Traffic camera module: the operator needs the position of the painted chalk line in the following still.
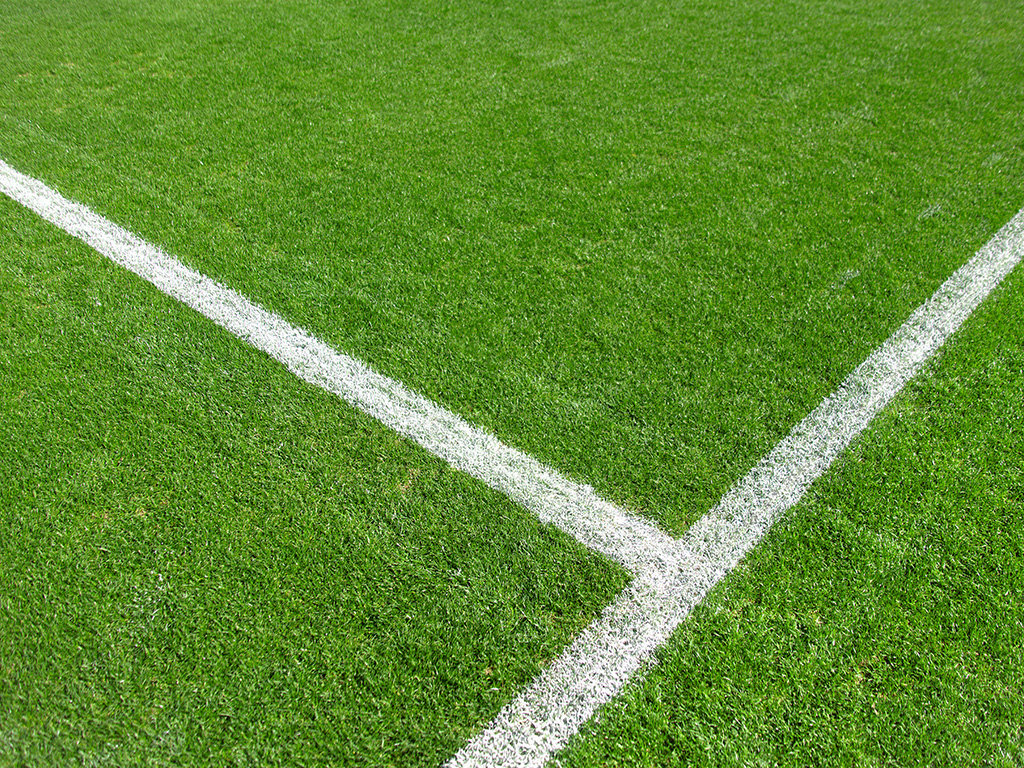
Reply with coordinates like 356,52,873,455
0,157,679,577
449,207,1024,768
3,157,1022,767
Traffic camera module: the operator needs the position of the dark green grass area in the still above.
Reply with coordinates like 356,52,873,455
559,271,1024,765
2,1,1024,765
0,198,628,767
1,0,1021,533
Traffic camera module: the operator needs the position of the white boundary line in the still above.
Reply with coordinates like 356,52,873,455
0,157,677,578
2,158,1022,767
451,206,1024,767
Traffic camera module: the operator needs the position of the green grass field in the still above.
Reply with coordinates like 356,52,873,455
1,0,1022,765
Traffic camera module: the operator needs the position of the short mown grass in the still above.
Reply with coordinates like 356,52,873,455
0,196,627,766
2,0,1023,764
2,0,1021,534
561,269,1024,766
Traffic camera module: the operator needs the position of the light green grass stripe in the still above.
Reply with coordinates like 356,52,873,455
451,208,1024,767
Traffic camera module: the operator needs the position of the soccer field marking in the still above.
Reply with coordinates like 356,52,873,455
449,207,1024,768
2,157,1022,767
0,157,679,578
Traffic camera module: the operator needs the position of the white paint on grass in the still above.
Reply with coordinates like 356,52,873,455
0,157,677,577
450,207,1024,768
3,157,1022,767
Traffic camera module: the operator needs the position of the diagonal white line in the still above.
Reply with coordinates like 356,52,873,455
3,156,1022,768
0,157,678,577
449,207,1024,767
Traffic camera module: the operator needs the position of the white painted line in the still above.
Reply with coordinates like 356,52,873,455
0,157,680,577
4,156,1021,768
449,207,1024,768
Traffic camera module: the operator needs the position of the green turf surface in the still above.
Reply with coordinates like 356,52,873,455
2,0,1021,534
2,0,1023,765
0,197,627,765
560,270,1024,766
